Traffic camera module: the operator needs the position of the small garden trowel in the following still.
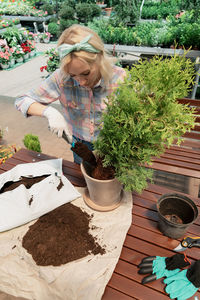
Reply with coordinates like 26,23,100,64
174,236,200,252
62,131,75,147
62,132,97,174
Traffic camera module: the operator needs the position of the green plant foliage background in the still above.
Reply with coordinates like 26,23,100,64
23,134,41,153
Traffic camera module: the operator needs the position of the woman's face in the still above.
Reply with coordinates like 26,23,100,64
67,57,101,88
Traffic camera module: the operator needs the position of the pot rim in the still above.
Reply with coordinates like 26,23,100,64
157,193,198,225
80,162,117,183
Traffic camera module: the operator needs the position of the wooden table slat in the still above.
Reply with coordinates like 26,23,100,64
183,131,200,140
115,259,172,295
103,286,135,300
107,273,169,300
164,148,200,159
169,144,200,154
160,152,200,165
152,156,200,171
144,183,200,204
146,161,200,178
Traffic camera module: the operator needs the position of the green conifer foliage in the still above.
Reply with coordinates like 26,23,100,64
94,54,196,193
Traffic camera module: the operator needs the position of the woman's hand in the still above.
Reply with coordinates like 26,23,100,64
43,106,72,142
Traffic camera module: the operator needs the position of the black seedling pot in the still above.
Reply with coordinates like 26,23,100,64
157,193,198,239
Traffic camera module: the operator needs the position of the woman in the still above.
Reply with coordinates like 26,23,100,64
15,24,126,163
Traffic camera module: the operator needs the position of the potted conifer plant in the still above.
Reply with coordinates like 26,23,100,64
81,53,196,211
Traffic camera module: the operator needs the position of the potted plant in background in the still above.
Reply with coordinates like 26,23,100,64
47,22,59,41
27,40,36,57
33,33,41,43
21,42,31,60
40,32,51,43
13,45,24,64
0,47,11,69
81,53,196,211
104,0,112,16
40,48,60,76
8,47,16,67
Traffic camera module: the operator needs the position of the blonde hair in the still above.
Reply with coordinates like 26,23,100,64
57,24,116,84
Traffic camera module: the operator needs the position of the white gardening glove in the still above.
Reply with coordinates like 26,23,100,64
43,106,72,143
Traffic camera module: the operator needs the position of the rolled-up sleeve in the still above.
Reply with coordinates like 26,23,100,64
15,69,62,117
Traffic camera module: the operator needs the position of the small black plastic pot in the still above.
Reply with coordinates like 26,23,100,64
157,193,198,239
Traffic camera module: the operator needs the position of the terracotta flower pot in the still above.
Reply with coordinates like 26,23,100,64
105,7,112,16
81,162,122,211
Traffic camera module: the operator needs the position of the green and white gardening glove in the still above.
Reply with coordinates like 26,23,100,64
164,260,200,300
43,106,72,142
138,253,190,284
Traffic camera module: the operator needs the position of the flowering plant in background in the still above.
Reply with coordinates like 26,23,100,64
28,32,34,40
0,0,48,17
40,48,60,75
30,8,48,17
0,20,10,29
27,40,35,51
0,46,11,64
12,18,20,25
20,29,28,41
12,45,24,59
0,52,10,64
40,65,47,72
41,32,51,40
1,27,24,47
0,18,20,29
0,144,18,165
0,1,31,16
21,42,31,53
32,33,40,42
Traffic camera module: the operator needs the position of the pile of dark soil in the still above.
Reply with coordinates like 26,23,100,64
0,175,50,193
22,202,106,266
0,173,106,266
0,175,64,197
72,142,96,166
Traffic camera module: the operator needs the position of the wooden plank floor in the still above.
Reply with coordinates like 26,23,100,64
0,149,200,300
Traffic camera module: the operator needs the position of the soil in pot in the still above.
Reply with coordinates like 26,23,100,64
22,202,106,266
72,143,114,180
91,157,115,180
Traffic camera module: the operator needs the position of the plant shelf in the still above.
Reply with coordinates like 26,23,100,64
104,44,200,59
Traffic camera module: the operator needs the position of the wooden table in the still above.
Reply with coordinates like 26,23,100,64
0,148,200,300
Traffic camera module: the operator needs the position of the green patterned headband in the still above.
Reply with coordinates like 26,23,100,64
57,34,100,59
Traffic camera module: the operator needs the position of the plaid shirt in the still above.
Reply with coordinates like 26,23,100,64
15,66,126,142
